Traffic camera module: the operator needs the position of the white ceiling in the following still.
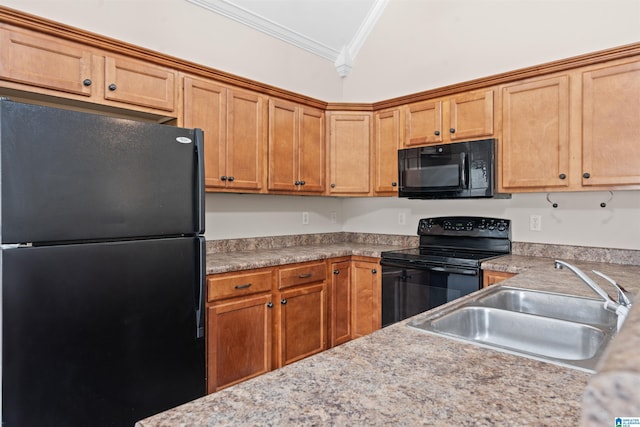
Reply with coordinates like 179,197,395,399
186,0,389,77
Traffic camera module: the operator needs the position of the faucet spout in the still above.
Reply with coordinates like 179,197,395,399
554,260,612,303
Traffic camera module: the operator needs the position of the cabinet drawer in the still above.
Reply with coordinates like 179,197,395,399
207,269,272,302
278,261,326,289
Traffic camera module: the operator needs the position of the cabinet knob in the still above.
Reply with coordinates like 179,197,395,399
583,172,591,179
108,83,117,91
83,79,92,87
330,183,336,188
333,270,340,275
391,182,397,187
266,302,274,308
220,176,227,181
280,299,287,305
294,180,301,186
228,176,235,182
449,128,456,134
371,269,377,274
434,130,440,136
300,180,306,186
559,173,567,180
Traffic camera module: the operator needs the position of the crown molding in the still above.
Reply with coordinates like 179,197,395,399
186,0,388,77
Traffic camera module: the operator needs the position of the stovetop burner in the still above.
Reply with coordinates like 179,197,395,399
381,216,511,267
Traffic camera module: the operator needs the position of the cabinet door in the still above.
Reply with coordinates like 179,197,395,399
329,260,352,347
207,294,273,393
183,76,227,189
405,100,443,146
104,56,176,112
482,270,516,288
327,113,372,195
268,99,298,191
374,108,401,194
227,89,266,190
298,106,325,193
582,60,640,187
0,25,93,97
277,283,327,367
351,259,381,339
449,90,494,141
500,75,570,190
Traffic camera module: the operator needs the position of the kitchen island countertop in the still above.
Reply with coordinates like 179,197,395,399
137,253,640,426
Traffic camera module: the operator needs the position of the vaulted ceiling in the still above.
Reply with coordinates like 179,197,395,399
186,0,389,76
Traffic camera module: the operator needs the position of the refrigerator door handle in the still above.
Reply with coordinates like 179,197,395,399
194,128,206,235
196,236,206,339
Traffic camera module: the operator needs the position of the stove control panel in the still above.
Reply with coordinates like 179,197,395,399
418,216,510,238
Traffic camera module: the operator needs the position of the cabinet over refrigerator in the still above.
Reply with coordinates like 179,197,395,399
0,99,206,426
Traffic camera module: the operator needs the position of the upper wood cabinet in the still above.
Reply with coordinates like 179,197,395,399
499,58,640,192
268,99,325,193
183,75,266,192
404,89,494,147
326,112,373,195
500,75,571,190
581,60,640,188
0,24,177,115
373,108,401,195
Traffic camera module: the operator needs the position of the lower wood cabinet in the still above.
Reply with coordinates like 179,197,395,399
350,257,381,339
483,269,517,287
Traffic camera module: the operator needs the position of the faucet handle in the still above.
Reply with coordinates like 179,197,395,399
592,270,632,306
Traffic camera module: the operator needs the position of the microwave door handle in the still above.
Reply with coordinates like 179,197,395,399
460,152,468,188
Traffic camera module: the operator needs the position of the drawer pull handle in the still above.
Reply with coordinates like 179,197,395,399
235,283,252,290
298,273,313,279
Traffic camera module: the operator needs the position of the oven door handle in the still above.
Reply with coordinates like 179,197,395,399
426,265,479,276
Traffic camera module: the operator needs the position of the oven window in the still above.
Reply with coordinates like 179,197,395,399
382,265,480,327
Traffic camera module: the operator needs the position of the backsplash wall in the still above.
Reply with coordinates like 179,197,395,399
204,191,640,251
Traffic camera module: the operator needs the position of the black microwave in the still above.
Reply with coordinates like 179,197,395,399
398,139,509,199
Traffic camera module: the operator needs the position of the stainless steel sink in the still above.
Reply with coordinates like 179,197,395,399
408,285,618,372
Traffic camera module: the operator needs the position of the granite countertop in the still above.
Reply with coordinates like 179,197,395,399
205,242,405,274
138,252,640,426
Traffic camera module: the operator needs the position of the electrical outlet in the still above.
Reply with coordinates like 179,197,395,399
398,212,406,225
330,211,337,224
529,214,542,231
302,211,309,225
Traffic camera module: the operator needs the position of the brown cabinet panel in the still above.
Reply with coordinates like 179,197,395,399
374,108,401,195
207,268,273,302
405,100,442,146
327,112,372,195
207,294,273,393
298,106,325,193
582,60,640,187
183,76,227,189
268,99,298,191
482,270,517,288
329,260,352,347
500,76,570,190
276,283,327,367
351,259,381,339
0,25,93,97
449,90,494,140
104,56,176,111
227,89,266,190
278,261,327,289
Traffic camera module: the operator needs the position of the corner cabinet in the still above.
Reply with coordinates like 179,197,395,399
182,75,267,192
326,112,373,195
499,57,640,192
268,99,325,194
373,108,401,195
404,89,494,147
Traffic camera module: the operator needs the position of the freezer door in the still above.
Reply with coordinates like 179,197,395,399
1,237,206,426
0,99,204,244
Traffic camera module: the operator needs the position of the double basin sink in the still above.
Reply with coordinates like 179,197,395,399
408,285,619,372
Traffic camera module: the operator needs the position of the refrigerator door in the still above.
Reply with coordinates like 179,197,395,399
0,99,205,244
1,237,206,426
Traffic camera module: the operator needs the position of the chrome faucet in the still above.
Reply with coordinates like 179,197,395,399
554,260,632,331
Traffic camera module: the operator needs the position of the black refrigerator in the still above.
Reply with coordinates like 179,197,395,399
0,99,206,426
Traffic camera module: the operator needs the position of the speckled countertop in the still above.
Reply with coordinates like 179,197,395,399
137,239,640,427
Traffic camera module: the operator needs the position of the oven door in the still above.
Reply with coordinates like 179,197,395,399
380,260,481,327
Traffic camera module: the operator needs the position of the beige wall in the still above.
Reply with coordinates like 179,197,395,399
2,0,640,249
